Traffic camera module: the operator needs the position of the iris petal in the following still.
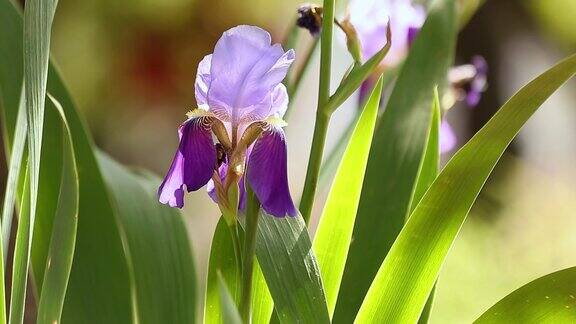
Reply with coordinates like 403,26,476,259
247,126,297,217
158,117,216,208
195,54,212,110
207,25,295,122
440,120,457,153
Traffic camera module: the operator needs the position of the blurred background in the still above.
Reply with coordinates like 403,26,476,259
22,0,576,322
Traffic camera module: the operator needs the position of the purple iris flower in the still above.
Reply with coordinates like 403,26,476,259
158,25,297,218
348,0,425,65
441,55,488,153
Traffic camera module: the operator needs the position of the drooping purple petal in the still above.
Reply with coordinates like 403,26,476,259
247,126,297,217
206,25,295,122
440,119,457,154
195,54,212,109
206,163,247,211
158,117,216,208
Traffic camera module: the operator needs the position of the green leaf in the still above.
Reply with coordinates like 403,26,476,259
355,53,576,324
413,90,441,324
8,167,29,324
218,273,242,324
9,0,60,321
334,0,458,321
98,154,197,324
1,1,197,323
475,267,576,323
255,214,329,323
313,77,383,317
36,95,79,324
205,218,241,324
250,261,273,324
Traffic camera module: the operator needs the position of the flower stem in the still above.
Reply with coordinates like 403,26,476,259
300,110,330,224
299,0,335,224
239,184,260,322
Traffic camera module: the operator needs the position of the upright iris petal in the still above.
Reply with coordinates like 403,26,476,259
159,25,296,218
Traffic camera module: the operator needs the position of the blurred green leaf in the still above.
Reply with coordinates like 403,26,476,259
0,1,133,321
313,77,383,317
334,0,457,321
255,214,329,323
355,53,576,323
1,1,197,323
205,218,241,324
475,267,576,323
36,95,78,324
218,274,242,324
98,154,197,324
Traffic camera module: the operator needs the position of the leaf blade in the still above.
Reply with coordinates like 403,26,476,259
334,0,458,321
256,214,330,323
36,95,79,324
475,267,576,323
355,53,576,324
313,77,383,316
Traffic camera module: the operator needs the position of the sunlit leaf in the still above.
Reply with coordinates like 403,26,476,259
334,0,457,321
205,218,241,324
256,214,329,323
355,53,576,324
313,77,383,317
218,274,242,324
475,267,576,323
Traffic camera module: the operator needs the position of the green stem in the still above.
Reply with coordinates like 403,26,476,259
299,0,335,224
299,110,331,224
239,185,260,323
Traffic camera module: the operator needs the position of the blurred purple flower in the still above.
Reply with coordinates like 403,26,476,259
440,120,457,153
441,55,489,153
348,0,425,65
158,25,297,218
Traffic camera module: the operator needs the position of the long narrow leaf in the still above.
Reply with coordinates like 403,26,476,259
334,0,457,320
218,274,242,324
250,261,273,324
205,218,241,324
9,0,59,323
0,2,133,321
256,214,330,323
475,267,576,323
98,154,197,324
313,77,383,317
1,90,26,261
412,90,441,324
36,95,78,324
355,53,576,324
8,169,29,324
